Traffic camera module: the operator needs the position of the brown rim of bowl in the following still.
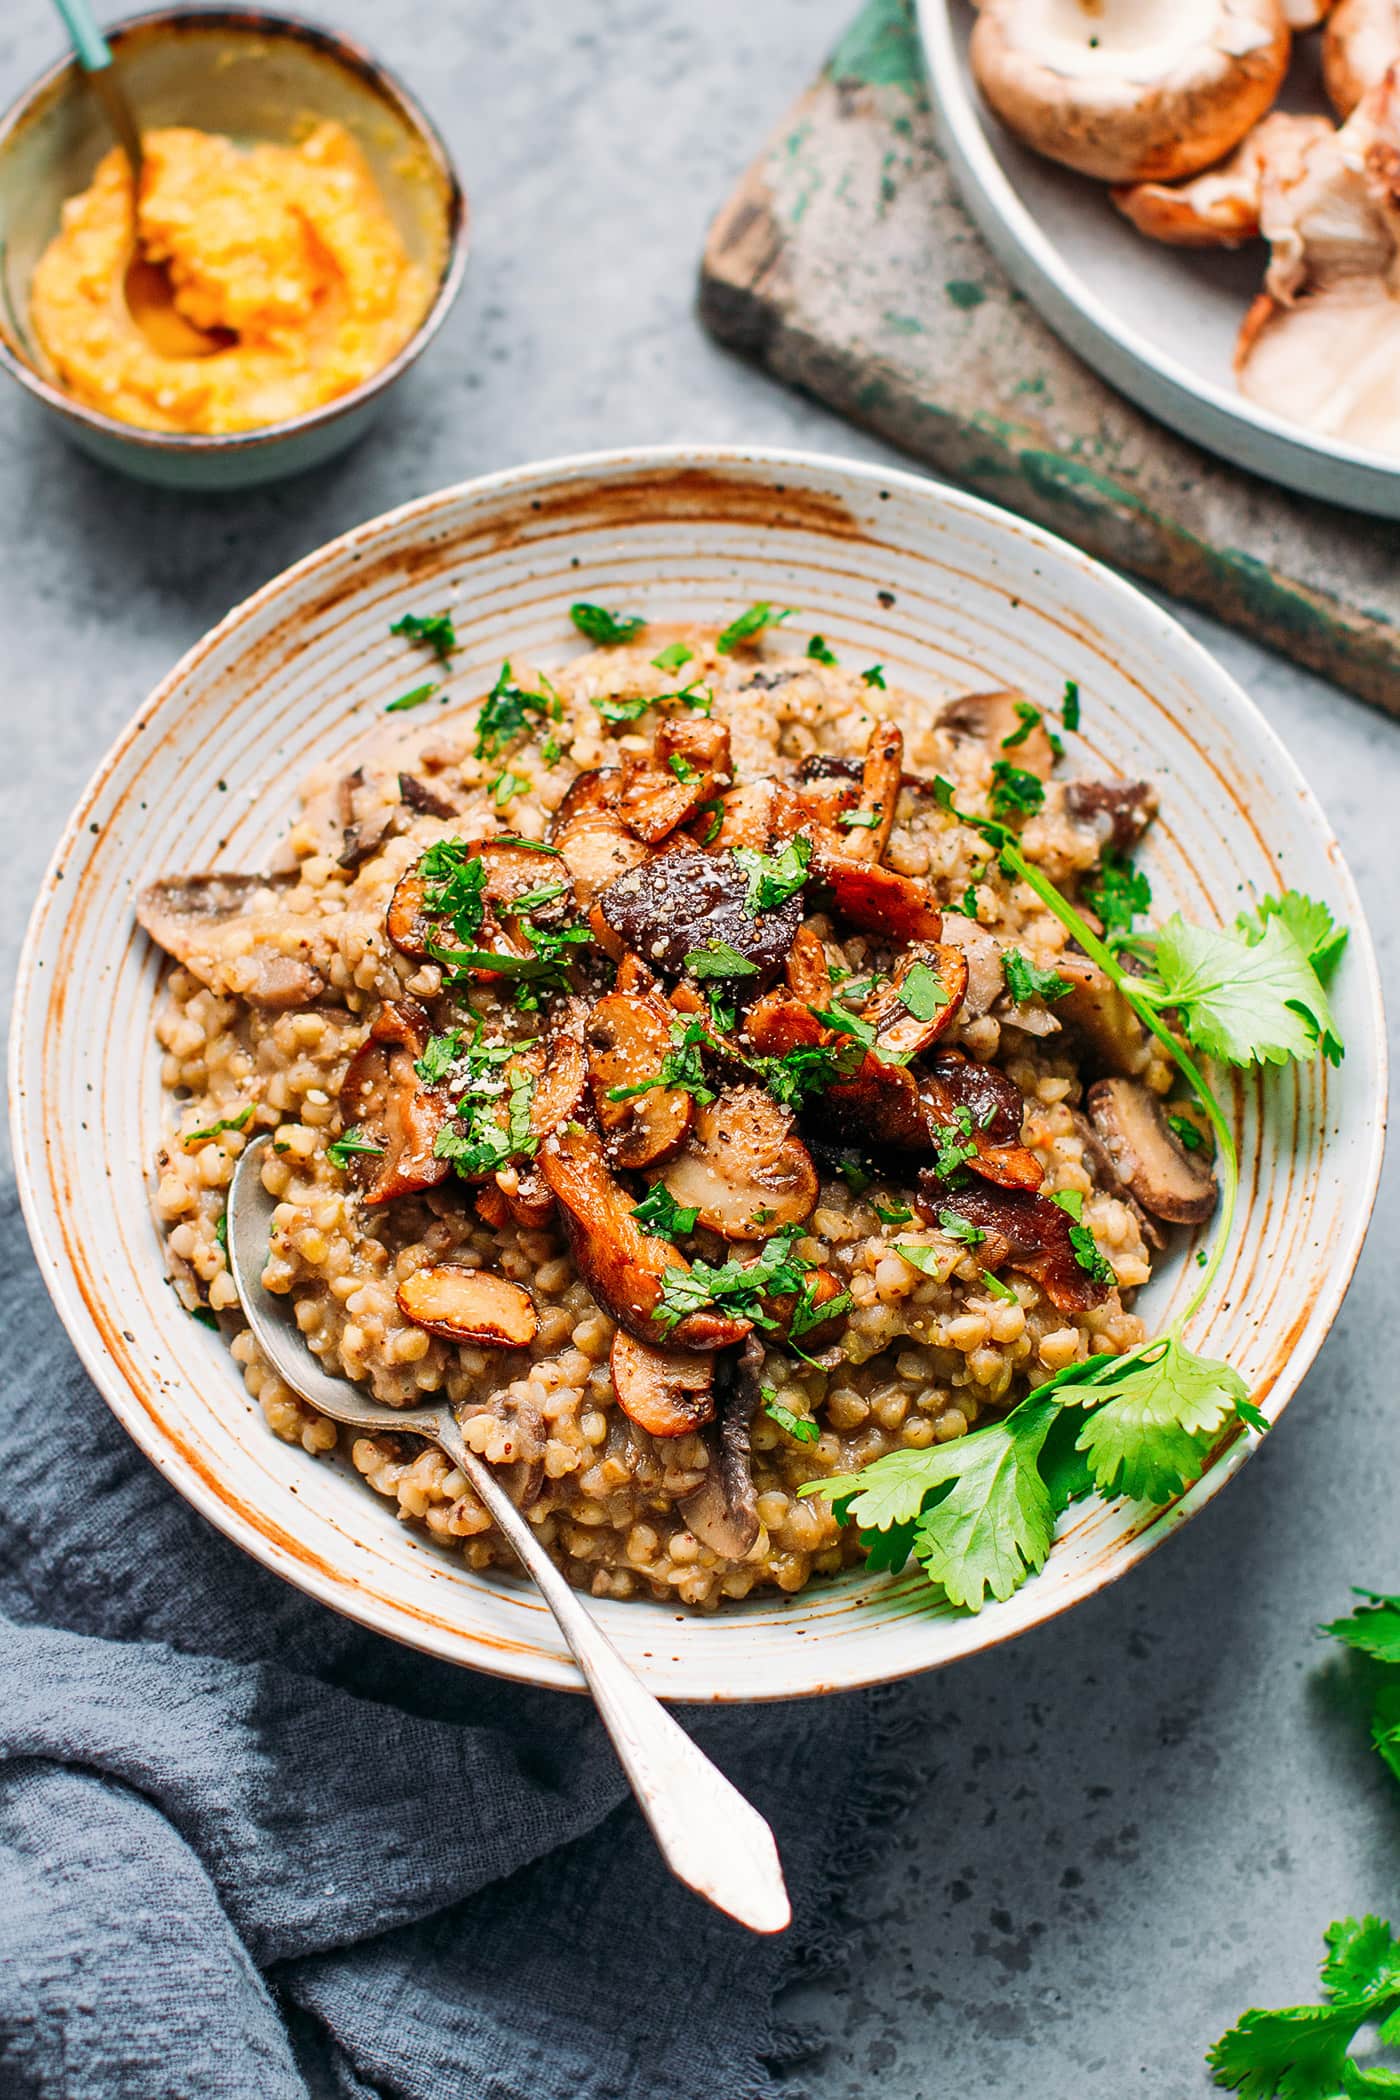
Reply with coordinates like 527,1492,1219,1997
0,5,468,455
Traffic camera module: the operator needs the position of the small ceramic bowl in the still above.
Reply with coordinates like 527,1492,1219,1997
0,8,466,491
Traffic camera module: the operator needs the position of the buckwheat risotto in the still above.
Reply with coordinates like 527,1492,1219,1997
141,604,1219,1609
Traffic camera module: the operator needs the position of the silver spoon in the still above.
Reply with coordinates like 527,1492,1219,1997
227,1136,790,1934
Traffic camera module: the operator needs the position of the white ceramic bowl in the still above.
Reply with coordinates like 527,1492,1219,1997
9,446,1386,1699
919,0,1400,518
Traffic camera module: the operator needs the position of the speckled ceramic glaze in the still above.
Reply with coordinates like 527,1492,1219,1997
10,447,1387,1698
0,9,465,490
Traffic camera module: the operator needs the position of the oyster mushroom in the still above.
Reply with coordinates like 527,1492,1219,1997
594,848,802,981
396,1265,538,1347
386,838,576,971
860,941,970,1061
135,872,326,1008
538,1122,751,1350
695,778,785,853
938,687,1058,780
609,1330,716,1437
1324,0,1400,117
678,1337,764,1559
1113,112,1332,243
554,810,651,914
585,991,695,1169
1087,1077,1219,1223
970,0,1292,185
616,719,733,843
1055,953,1154,1075
1235,76,1400,445
813,856,945,942
551,767,623,831
651,1087,819,1241
338,1000,453,1206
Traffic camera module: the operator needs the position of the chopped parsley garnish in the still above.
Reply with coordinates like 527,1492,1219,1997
861,664,887,689
495,836,561,854
716,603,791,654
696,801,724,846
214,1212,228,1251
592,690,655,725
607,1019,715,1106
792,1281,852,1340
675,680,714,717
414,1030,464,1084
1002,949,1071,1004
960,883,981,918
668,753,701,785
939,1210,986,1248
183,1104,253,1148
838,809,882,829
980,1270,1018,1303
685,940,760,981
434,1063,537,1179
631,1184,700,1240
809,1006,878,1052
898,960,950,1022
1000,700,1042,750
1061,678,1081,731
1069,1224,1115,1286
894,1242,943,1277
419,840,487,942
930,1109,977,1180
759,1042,857,1110
651,641,693,672
1084,849,1151,938
1168,1113,1205,1152
510,880,567,912
806,636,838,665
654,1225,810,1334
391,610,456,661
326,1128,386,1169
475,661,553,761
385,682,439,713
492,770,529,806
541,734,563,765
190,1305,219,1329
988,760,1045,821
734,835,812,913
836,1155,874,1194
763,1387,821,1443
1050,1188,1084,1220
872,1199,914,1226
570,602,645,645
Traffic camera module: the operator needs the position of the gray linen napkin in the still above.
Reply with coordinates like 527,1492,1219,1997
0,1181,893,2100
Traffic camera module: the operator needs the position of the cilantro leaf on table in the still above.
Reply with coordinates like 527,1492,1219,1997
1238,888,1350,987
1061,1334,1250,1503
1003,949,1070,1004
1152,911,1342,1068
1208,1916,1400,2100
570,602,645,645
716,603,791,654
1322,1590,1400,1667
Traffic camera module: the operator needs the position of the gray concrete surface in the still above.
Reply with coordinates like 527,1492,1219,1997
1,3,1396,2095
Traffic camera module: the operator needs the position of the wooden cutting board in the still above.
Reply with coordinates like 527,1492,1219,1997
699,0,1400,715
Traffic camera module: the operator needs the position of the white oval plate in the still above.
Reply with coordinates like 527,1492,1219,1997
918,0,1400,517
10,445,1387,1699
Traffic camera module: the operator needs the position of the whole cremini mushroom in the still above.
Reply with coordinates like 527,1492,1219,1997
1087,1078,1219,1223
970,0,1293,184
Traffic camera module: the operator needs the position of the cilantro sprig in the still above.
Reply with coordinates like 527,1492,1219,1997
570,602,645,645
1208,1915,1400,2098
799,770,1347,1617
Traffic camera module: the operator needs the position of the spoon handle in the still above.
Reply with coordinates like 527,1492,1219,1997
434,1410,791,1934
51,0,113,71
50,0,144,180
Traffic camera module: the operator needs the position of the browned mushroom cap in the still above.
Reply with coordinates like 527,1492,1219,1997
938,688,1058,780
1054,953,1153,1076
385,868,435,960
585,992,695,1169
397,1265,538,1346
814,856,945,942
136,872,326,1008
923,1052,1045,1191
1087,1078,1219,1224
785,923,834,1005
551,767,622,832
539,1122,751,1351
609,1330,716,1437
1324,0,1400,119
495,1161,557,1231
845,718,904,863
922,1179,1112,1315
939,912,1008,1018
861,941,970,1061
615,951,661,997
650,1086,819,1241
528,1032,589,1142
616,719,733,843
1064,779,1160,854
678,1336,763,1558
764,1264,849,1347
554,810,651,915
338,1000,453,1206
693,777,785,853
595,848,802,982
